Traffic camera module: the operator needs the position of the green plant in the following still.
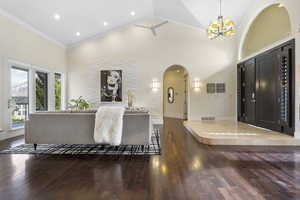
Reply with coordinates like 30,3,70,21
68,96,90,110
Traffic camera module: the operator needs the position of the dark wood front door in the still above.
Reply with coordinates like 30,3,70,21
255,50,280,131
237,40,295,136
244,59,256,124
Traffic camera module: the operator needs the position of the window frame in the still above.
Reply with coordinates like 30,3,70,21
10,66,30,129
5,59,66,131
54,72,63,111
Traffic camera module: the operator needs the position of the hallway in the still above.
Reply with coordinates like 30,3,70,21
0,118,300,200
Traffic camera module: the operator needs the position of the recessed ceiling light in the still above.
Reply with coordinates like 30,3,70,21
53,13,61,21
278,3,284,7
103,21,108,26
76,32,81,36
130,11,136,16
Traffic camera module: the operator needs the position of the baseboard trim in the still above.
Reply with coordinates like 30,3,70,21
163,114,184,119
164,116,186,120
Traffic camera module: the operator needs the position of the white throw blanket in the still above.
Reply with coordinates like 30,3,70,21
94,106,125,145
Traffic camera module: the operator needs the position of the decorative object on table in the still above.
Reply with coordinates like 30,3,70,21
167,87,175,103
206,0,236,40
0,129,161,156
126,107,148,113
127,90,134,108
68,96,90,110
101,70,122,102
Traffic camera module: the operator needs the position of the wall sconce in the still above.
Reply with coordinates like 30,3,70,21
192,78,202,92
151,79,160,92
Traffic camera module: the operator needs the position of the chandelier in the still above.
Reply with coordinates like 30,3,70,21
206,0,236,39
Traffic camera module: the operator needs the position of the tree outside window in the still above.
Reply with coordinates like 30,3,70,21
55,73,62,110
36,71,48,111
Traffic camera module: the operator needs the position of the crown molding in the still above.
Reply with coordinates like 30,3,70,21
0,8,66,49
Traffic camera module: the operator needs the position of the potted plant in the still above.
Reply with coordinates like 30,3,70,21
68,96,90,111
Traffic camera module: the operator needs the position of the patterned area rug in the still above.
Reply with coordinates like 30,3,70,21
0,130,161,156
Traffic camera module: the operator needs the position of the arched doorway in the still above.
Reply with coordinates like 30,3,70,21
163,65,188,120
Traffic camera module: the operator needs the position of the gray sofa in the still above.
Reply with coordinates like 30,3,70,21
25,110,152,149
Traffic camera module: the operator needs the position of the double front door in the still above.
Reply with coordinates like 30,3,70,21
238,59,256,125
237,40,295,136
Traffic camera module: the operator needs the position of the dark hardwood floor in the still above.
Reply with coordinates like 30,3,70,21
0,118,300,200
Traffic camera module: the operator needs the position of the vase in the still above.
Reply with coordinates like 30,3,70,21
128,95,134,108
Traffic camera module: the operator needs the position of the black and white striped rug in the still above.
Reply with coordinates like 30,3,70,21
0,130,161,156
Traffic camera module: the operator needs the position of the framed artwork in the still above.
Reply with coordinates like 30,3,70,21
100,70,122,102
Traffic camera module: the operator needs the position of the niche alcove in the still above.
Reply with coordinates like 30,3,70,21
242,4,292,58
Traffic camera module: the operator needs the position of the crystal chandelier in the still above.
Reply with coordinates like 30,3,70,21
207,0,236,39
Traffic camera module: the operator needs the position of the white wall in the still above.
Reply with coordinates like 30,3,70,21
67,20,237,121
0,13,67,139
237,0,300,137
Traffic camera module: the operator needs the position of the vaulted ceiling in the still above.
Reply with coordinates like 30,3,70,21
0,0,260,46
182,0,261,28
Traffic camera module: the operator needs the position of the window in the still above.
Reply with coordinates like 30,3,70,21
55,73,62,110
11,67,29,128
7,61,64,130
35,71,48,111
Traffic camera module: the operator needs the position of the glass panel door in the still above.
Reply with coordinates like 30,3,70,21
11,67,29,128
35,71,48,111
55,73,62,110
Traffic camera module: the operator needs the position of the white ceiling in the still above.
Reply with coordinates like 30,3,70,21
0,0,154,45
0,0,261,46
153,0,201,28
